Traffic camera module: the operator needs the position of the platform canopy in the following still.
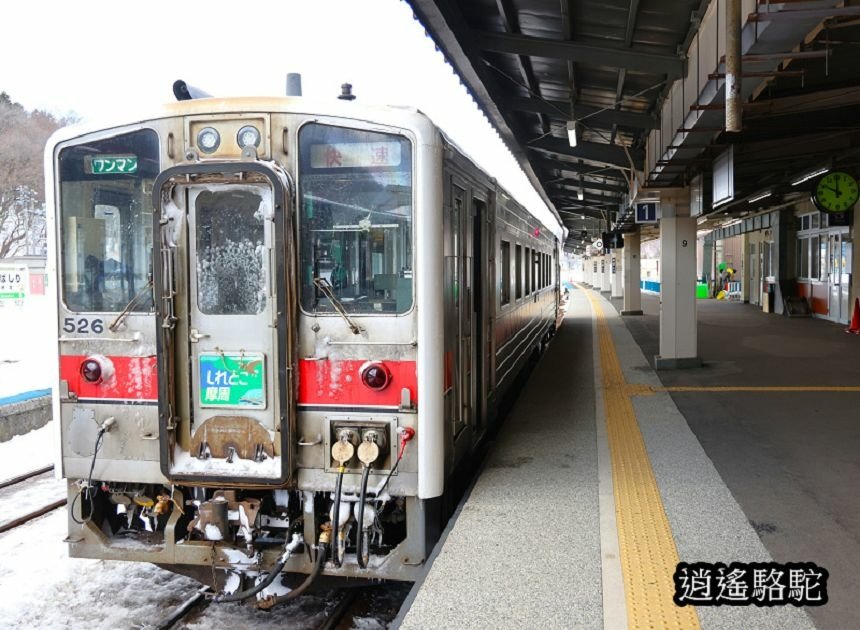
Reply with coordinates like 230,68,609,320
407,0,860,251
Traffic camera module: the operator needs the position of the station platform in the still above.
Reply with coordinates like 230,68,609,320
397,286,859,629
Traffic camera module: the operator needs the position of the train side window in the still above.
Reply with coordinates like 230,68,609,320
515,244,522,300
500,240,511,305
534,251,540,290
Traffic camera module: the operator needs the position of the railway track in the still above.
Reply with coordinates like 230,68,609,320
150,583,391,630
0,465,66,534
0,464,54,490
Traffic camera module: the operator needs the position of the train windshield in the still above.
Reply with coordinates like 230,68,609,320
58,129,159,312
298,123,413,315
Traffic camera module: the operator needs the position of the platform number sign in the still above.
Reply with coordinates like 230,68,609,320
635,202,659,224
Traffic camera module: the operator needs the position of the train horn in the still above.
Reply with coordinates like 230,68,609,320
172,80,211,101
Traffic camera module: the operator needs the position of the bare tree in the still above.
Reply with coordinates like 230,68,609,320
0,93,70,258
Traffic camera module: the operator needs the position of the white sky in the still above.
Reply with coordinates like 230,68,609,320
2,0,560,234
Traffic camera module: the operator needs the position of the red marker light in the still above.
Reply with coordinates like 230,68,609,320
360,362,391,391
80,358,103,383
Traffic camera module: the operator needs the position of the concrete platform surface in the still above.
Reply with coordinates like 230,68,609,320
618,294,860,630
397,288,817,629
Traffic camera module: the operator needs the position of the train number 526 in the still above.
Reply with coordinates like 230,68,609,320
63,318,104,334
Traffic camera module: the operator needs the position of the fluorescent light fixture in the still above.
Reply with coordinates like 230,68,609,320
566,121,577,147
748,191,772,204
791,167,829,186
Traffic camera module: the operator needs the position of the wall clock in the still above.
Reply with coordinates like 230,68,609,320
813,171,859,213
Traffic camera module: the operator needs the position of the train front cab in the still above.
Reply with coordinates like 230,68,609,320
50,106,446,585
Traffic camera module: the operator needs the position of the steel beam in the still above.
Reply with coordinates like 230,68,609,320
529,136,643,170
549,182,624,197
546,180,627,195
498,95,655,129
475,31,684,77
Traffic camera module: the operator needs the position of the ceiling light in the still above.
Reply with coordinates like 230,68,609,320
748,191,772,204
791,167,829,186
577,188,584,201
567,121,577,148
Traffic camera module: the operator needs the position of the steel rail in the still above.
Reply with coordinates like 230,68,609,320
153,587,212,630
0,465,55,491
0,498,66,534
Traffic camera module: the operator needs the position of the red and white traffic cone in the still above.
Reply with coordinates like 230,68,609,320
846,297,860,335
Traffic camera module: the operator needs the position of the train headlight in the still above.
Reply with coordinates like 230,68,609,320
197,127,221,153
236,125,261,149
360,362,391,391
80,358,103,383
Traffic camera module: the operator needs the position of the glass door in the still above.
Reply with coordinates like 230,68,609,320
828,231,849,323
749,241,760,305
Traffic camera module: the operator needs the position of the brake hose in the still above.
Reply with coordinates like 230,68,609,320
331,465,346,568
214,534,303,603
258,541,328,609
355,464,372,569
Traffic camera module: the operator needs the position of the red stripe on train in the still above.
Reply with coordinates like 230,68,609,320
298,359,417,407
60,355,158,401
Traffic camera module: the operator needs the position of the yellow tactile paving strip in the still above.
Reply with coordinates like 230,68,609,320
581,286,701,630
657,385,860,392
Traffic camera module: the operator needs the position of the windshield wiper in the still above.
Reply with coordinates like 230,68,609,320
313,277,361,335
108,278,154,332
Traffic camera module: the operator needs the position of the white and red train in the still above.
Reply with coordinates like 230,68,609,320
46,84,561,600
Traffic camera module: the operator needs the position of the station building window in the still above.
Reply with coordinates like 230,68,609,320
796,211,826,281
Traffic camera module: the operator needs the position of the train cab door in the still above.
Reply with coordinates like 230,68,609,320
153,164,293,485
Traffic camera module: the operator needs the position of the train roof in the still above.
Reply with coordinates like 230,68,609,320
46,96,433,146
46,95,562,238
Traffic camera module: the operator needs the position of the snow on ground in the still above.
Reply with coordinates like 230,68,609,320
0,510,203,629
0,295,54,398
0,421,55,480
0,507,356,630
0,472,65,524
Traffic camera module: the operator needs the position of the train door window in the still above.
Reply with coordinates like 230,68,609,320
58,128,159,312
534,251,540,291
543,253,548,288
549,253,552,285
500,240,510,305
515,244,522,299
195,189,267,315
298,123,413,314
524,247,531,295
